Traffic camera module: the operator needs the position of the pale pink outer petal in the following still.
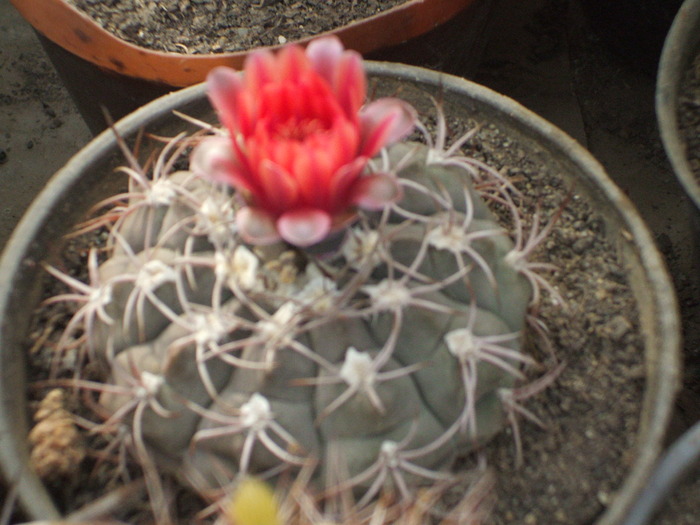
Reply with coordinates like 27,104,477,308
244,48,277,89
191,136,250,189
277,209,332,247
236,206,281,245
351,173,403,210
305,36,345,87
333,52,366,118
327,157,368,212
207,67,245,132
359,98,417,157
277,44,311,82
306,35,365,117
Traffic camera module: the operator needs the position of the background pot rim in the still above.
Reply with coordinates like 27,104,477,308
656,0,700,210
9,0,480,87
0,60,681,523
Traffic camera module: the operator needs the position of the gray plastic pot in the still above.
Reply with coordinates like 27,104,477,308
620,417,700,525
657,0,700,213
0,61,680,523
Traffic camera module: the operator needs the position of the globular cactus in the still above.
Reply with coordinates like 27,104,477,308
43,36,559,522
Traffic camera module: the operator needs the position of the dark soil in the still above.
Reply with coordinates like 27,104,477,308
464,118,645,525
66,0,408,54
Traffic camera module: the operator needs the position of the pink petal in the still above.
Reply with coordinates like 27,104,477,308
190,136,251,190
207,67,245,132
332,52,366,117
302,74,343,125
359,98,417,157
326,116,361,162
306,36,365,117
277,209,332,247
328,157,368,211
306,36,345,86
277,44,311,83
236,206,281,245
290,145,325,206
351,173,403,210
244,49,277,89
257,159,300,212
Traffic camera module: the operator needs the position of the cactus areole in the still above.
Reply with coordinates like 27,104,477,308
45,36,559,520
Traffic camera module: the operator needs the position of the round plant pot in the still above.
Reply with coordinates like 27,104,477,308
657,0,700,213
0,62,680,523
10,0,495,133
656,0,700,283
619,418,700,525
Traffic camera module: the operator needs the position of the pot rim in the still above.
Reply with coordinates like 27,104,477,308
656,0,700,210
0,61,681,523
9,0,479,87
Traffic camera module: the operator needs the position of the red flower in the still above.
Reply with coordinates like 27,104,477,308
191,36,416,247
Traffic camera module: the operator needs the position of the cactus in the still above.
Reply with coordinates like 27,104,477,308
41,36,561,523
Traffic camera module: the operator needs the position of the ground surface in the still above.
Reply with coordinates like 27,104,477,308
1,0,699,522
0,0,91,251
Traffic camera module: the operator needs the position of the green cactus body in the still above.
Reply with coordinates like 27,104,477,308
52,138,536,508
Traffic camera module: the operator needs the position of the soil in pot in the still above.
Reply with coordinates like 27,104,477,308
18,86,652,524
442,114,647,525
66,0,410,54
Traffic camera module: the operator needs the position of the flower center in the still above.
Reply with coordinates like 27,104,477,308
273,117,327,141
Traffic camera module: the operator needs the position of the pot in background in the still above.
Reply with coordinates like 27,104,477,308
619,418,700,525
10,0,495,133
657,0,700,214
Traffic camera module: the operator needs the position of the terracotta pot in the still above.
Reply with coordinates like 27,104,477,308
10,0,495,133
0,61,681,523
